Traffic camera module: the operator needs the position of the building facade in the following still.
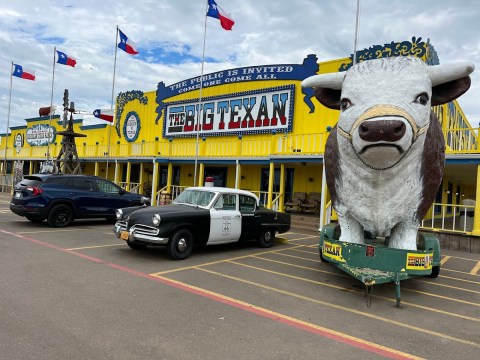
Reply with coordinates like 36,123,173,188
2,37,480,236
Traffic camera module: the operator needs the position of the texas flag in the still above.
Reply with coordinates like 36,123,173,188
12,64,35,81
118,29,139,55
56,50,77,67
93,109,114,123
207,0,235,30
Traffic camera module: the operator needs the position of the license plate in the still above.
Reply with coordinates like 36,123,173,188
15,192,21,198
120,231,129,241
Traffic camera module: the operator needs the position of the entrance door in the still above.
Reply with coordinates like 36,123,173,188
260,167,294,204
204,166,227,187
208,193,241,244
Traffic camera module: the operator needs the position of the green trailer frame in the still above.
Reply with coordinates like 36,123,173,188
319,223,441,307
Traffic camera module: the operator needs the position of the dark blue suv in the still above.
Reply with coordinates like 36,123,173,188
10,174,150,227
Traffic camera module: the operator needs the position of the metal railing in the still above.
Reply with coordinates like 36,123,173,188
421,202,475,234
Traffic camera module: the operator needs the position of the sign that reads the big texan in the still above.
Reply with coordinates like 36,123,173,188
164,86,294,138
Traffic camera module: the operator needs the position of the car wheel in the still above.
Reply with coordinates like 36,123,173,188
166,229,194,260
47,204,73,227
127,241,147,250
258,228,275,248
26,215,44,223
429,265,440,278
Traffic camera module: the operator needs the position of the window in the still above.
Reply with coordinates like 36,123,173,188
72,178,95,192
214,194,236,210
239,195,256,212
96,179,120,193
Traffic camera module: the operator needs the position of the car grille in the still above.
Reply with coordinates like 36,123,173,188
116,220,128,231
130,224,159,236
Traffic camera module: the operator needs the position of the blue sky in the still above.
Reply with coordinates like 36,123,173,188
0,0,479,129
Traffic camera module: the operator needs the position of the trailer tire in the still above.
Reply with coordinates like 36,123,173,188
429,266,440,278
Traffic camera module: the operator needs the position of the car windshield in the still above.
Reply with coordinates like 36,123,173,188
172,189,216,207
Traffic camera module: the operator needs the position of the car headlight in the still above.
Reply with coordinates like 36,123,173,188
141,196,150,205
152,214,161,226
116,209,123,220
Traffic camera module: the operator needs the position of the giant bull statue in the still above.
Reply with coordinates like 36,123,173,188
302,56,475,250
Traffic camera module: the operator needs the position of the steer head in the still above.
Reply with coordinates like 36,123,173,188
302,56,474,170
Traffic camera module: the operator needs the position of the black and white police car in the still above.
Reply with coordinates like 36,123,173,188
113,187,291,260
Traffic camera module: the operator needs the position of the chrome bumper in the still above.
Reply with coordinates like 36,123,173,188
113,221,169,245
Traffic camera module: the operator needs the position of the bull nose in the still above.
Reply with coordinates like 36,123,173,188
358,120,406,142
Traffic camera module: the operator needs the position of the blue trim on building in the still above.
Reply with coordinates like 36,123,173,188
26,115,61,122
80,124,108,130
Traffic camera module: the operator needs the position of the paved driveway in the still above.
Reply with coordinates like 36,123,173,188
1,193,479,359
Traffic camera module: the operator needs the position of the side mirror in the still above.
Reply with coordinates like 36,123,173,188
119,188,126,195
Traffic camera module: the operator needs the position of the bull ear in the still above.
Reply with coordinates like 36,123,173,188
431,76,471,106
314,88,342,110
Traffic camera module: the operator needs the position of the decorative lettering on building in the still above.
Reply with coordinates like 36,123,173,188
163,86,294,138
26,124,56,146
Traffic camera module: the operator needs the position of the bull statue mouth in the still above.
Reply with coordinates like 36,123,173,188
339,105,429,171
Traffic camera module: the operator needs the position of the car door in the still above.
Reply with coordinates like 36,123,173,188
239,194,261,241
94,178,131,215
208,193,242,244
70,177,99,216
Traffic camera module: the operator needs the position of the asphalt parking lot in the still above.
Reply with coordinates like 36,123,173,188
1,193,479,360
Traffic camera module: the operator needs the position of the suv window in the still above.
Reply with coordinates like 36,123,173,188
96,179,120,194
72,178,95,192
45,177,71,187
19,178,42,187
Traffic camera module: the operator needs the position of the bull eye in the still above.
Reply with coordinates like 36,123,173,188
414,93,429,106
340,98,352,111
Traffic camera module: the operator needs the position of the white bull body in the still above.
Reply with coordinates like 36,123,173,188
302,56,474,250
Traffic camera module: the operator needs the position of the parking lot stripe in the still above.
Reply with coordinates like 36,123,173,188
414,279,480,294
198,267,480,349
229,260,480,323
441,255,451,266
66,244,124,250
0,227,422,360
470,261,480,275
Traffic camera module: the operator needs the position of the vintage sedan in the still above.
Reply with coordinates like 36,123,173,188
113,187,291,260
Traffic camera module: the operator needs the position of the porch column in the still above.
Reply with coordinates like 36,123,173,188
151,160,159,206
126,162,131,191
114,160,119,184
471,165,480,235
29,161,33,175
319,161,328,232
94,162,99,176
235,160,241,189
139,163,145,194
198,163,205,187
279,163,285,212
267,162,274,209
167,162,173,193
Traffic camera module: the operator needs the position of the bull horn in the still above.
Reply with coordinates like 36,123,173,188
301,72,345,90
428,62,475,86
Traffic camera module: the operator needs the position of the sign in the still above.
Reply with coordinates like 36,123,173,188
14,133,23,153
366,245,375,257
26,124,55,146
406,253,433,270
322,240,345,262
164,86,294,138
123,111,140,142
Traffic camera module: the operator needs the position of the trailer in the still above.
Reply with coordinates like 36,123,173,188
319,223,441,308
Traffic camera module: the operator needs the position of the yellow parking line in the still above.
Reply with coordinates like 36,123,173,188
151,245,305,275
441,255,451,266
66,244,124,250
197,266,480,348
470,261,480,275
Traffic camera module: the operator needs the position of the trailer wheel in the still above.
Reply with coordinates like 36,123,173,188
319,247,327,262
429,266,440,278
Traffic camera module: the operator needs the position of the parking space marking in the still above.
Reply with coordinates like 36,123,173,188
228,259,480,323
471,261,480,275
0,227,422,360
414,279,480,294
441,256,451,266
17,228,99,234
437,274,480,285
197,266,480,349
66,244,124,251
151,245,306,276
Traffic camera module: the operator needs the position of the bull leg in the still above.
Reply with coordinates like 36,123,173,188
337,212,365,244
388,222,418,250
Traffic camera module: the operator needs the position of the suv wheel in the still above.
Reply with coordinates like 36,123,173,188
47,204,74,227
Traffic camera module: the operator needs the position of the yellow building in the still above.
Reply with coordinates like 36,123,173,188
1,37,479,240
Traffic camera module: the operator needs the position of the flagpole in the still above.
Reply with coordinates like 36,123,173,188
2,62,13,192
106,26,119,181
352,0,361,65
48,46,56,161
193,0,210,187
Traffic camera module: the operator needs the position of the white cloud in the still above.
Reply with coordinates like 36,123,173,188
0,0,478,130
